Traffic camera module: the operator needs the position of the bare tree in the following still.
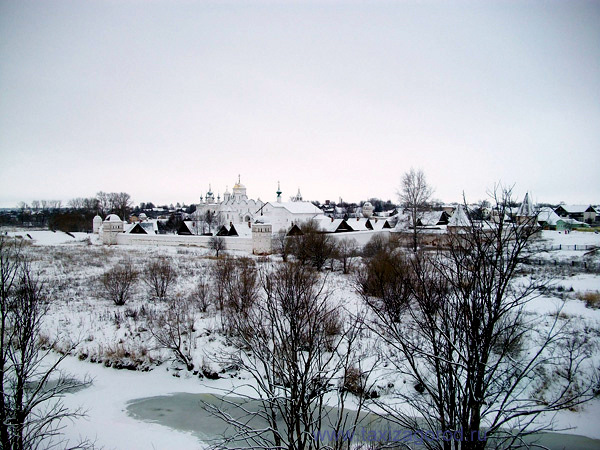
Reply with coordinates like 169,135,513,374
288,220,336,271
273,230,292,262
221,258,260,335
398,168,434,252
207,262,369,450
67,198,85,210
1,237,90,450
205,210,220,234
142,257,177,301
101,260,138,306
211,257,235,310
191,277,211,313
150,297,196,371
109,192,133,221
95,192,111,217
209,236,226,257
335,238,358,274
361,187,595,449
356,246,413,323
82,197,99,213
95,191,132,219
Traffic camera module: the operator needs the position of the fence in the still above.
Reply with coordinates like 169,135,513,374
525,258,600,272
535,244,598,251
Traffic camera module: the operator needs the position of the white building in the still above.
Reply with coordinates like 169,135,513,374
101,214,123,244
194,176,264,227
195,177,322,234
255,201,322,232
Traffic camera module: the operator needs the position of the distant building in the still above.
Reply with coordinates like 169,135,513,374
194,177,322,234
554,205,597,224
257,199,323,233
516,192,537,226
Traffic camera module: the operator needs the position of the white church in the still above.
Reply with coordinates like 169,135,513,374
193,176,322,234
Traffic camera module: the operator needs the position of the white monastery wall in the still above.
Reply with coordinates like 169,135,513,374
115,233,254,252
328,230,391,246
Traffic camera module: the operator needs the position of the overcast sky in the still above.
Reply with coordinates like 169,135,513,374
1,0,598,208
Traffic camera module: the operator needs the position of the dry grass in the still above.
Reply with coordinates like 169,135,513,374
577,291,600,309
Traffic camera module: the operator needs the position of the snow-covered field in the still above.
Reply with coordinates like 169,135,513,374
3,229,600,449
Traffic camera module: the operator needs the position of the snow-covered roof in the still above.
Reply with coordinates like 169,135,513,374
448,205,470,227
229,223,252,238
347,217,371,231
313,215,348,233
418,211,446,227
125,222,157,234
179,221,202,235
104,214,122,222
556,205,596,214
140,221,157,234
560,218,590,227
370,218,391,231
267,201,322,215
537,207,561,225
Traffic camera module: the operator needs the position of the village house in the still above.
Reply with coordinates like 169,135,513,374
554,205,597,224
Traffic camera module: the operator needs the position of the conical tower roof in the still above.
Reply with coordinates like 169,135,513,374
448,204,470,227
517,192,535,217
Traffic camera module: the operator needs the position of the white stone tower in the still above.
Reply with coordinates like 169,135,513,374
93,215,103,234
101,214,123,244
362,202,374,218
252,223,272,255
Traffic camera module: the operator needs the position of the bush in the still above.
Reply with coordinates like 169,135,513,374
578,291,600,309
341,366,366,397
288,220,336,271
102,260,138,305
362,234,390,258
211,256,236,310
220,257,260,335
192,278,211,312
150,297,196,370
356,251,413,322
143,257,177,300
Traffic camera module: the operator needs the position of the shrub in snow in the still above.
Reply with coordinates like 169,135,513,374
577,290,600,309
142,257,177,301
102,260,138,306
340,365,366,397
149,297,196,371
191,278,211,312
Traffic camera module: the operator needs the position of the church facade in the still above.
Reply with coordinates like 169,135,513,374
194,176,264,227
194,177,321,233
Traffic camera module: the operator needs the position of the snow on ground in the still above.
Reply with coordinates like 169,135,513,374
540,230,600,247
534,230,600,263
2,230,600,448
5,229,96,245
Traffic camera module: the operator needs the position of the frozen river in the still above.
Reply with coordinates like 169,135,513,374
127,393,600,449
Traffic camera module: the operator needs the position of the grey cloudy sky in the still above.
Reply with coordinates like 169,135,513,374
1,0,598,208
